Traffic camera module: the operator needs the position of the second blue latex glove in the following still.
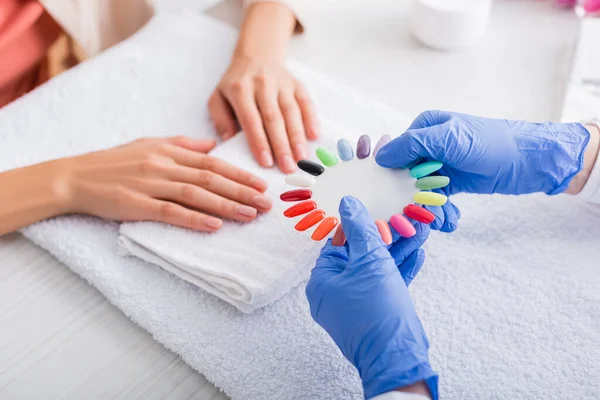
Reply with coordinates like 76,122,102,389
377,110,591,196
306,196,437,399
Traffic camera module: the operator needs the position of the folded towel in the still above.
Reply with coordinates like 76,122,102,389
118,131,340,313
2,12,599,400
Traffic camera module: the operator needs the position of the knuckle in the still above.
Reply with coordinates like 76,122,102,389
159,202,178,220
219,198,237,215
199,155,217,171
279,101,296,114
188,213,205,228
140,158,161,175
236,186,254,203
261,108,278,123
196,170,214,187
171,135,187,144
181,184,196,201
295,93,312,108
288,129,305,140
228,80,246,94
253,73,268,86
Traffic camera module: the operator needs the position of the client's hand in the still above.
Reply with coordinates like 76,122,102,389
61,136,272,231
209,54,318,174
306,196,438,399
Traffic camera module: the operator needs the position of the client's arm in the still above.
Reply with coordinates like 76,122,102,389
208,1,319,174
0,137,272,236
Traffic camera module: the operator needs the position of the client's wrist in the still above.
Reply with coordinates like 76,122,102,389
566,123,600,195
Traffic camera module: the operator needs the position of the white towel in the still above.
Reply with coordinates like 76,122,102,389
2,12,599,400
118,131,339,313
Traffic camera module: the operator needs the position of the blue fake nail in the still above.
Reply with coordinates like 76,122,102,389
337,138,354,161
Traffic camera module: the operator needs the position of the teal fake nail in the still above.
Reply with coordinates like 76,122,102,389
410,161,443,179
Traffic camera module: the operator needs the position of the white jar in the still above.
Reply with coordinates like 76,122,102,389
411,0,493,51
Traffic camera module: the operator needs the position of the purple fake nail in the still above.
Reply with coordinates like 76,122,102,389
373,135,391,157
357,135,371,159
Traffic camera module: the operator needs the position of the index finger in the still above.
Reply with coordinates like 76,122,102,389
166,145,269,193
226,85,274,168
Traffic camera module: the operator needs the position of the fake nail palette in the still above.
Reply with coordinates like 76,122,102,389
280,135,450,244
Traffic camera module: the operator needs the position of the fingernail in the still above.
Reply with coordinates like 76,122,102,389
295,144,307,160
205,218,223,230
282,154,296,172
260,150,274,167
250,177,268,192
253,194,273,210
331,225,346,246
236,204,258,218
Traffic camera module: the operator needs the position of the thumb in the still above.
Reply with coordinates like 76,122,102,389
375,110,452,168
339,196,389,265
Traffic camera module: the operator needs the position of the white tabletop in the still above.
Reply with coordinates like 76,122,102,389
0,1,582,398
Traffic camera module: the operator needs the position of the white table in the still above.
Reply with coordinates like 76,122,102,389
0,1,581,398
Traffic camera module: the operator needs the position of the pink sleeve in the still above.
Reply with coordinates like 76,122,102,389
242,0,309,33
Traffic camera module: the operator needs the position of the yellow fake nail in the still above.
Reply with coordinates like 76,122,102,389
413,192,448,206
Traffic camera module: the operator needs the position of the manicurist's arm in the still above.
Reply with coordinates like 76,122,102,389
306,197,438,399
0,137,273,236
375,112,600,232
209,1,319,174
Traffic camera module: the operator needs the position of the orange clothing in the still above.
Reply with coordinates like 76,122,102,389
0,0,61,108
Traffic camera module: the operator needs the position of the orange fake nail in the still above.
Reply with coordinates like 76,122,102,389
375,220,393,245
311,216,338,241
295,210,326,231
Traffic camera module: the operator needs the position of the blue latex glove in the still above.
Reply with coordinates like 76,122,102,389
306,196,437,399
376,111,591,230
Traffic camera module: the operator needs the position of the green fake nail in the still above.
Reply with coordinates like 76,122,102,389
416,176,450,190
316,147,338,167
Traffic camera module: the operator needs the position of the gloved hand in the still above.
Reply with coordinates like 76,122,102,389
377,110,590,196
376,111,591,230
306,196,437,399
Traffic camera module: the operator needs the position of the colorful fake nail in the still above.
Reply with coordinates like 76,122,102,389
337,138,354,161
311,216,338,240
404,204,435,224
414,191,448,206
357,135,371,159
415,176,450,190
373,135,391,157
280,189,312,202
410,161,443,179
316,147,338,167
295,210,326,231
284,200,317,217
285,173,316,188
298,160,325,176
390,214,416,238
375,220,392,245
279,138,453,244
